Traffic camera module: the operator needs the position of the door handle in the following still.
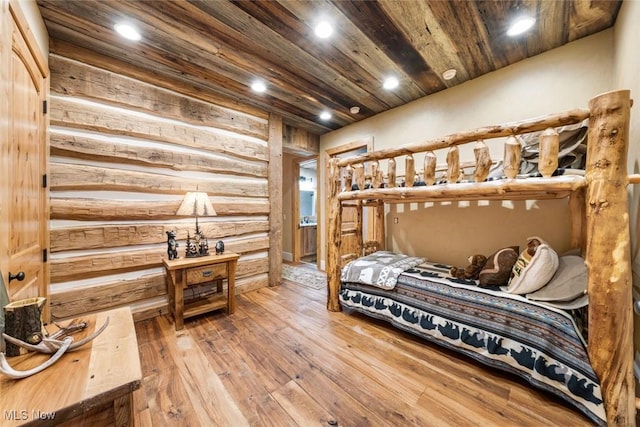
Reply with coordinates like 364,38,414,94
9,271,25,282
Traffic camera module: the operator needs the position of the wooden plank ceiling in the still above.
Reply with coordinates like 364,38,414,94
37,0,621,135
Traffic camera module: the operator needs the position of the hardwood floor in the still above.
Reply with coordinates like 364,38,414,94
133,278,593,426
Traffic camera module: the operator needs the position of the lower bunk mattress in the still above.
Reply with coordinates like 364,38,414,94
339,261,605,425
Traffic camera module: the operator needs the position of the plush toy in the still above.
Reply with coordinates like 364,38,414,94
526,237,542,256
450,254,488,280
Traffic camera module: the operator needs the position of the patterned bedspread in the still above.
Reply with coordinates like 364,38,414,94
340,250,425,289
339,261,605,425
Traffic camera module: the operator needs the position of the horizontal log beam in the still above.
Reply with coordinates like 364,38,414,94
50,257,268,319
337,176,586,203
50,272,166,320
50,220,269,252
51,197,270,220
50,54,269,140
50,163,268,197
49,39,270,123
51,248,165,283
50,236,269,283
51,97,268,162
50,131,268,178
336,108,589,167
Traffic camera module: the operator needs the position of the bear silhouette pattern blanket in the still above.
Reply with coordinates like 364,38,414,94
339,261,604,426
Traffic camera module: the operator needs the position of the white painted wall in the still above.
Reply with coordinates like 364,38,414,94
613,0,640,356
319,30,615,267
18,0,48,63
614,0,640,286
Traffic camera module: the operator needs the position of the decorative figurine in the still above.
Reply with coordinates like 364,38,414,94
199,236,209,256
185,232,198,257
215,240,225,255
185,230,210,258
166,230,179,260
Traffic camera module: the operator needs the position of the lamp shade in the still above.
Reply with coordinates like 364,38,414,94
176,192,216,217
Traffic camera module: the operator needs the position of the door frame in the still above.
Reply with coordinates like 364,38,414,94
292,155,318,265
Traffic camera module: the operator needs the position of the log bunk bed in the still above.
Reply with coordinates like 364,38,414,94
326,90,637,426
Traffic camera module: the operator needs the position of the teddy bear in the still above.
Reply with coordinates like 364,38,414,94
526,237,542,256
450,254,488,280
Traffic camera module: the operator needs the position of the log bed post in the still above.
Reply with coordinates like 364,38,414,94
344,165,353,191
387,158,396,188
375,201,385,251
354,163,365,190
405,155,415,187
473,141,491,183
354,201,363,258
446,146,460,183
371,161,382,188
538,128,559,178
585,89,633,425
327,158,343,311
503,136,521,179
424,152,436,185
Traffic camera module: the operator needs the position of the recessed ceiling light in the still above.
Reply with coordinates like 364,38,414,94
319,111,332,121
114,23,141,41
442,69,457,80
350,106,360,114
507,16,536,37
251,81,267,93
383,76,399,90
315,21,334,39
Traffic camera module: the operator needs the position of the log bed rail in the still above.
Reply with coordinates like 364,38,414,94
326,90,635,425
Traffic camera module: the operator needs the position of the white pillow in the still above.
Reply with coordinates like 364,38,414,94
526,255,587,302
506,238,559,295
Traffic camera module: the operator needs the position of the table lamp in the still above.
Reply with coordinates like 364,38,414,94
177,191,216,257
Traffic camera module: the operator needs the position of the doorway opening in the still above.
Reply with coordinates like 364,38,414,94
298,159,317,264
292,157,318,267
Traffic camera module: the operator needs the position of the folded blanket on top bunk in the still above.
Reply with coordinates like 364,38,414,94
339,256,605,426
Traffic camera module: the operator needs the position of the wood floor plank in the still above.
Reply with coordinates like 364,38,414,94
143,370,199,425
132,386,153,427
156,315,250,426
223,292,397,425
134,273,594,426
240,288,477,425
192,320,298,426
248,284,507,420
271,380,335,426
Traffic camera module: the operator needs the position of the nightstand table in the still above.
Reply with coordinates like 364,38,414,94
163,253,239,330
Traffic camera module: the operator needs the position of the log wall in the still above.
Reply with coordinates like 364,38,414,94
48,54,275,321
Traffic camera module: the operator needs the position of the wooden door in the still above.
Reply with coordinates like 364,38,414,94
0,2,49,317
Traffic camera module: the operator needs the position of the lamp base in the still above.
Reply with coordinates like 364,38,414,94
185,229,210,258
